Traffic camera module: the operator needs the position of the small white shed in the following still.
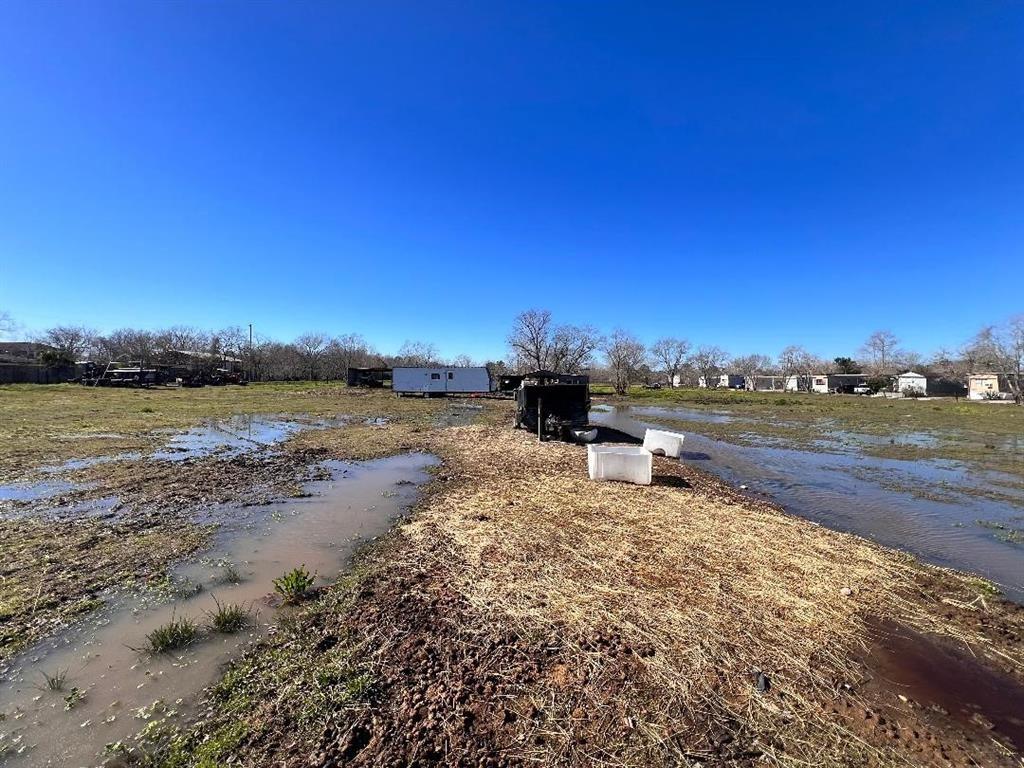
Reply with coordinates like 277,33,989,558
896,371,927,396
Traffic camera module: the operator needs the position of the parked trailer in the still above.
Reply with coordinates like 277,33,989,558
514,383,591,439
392,366,492,396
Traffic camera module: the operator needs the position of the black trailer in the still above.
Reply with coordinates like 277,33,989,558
514,382,591,438
346,367,392,388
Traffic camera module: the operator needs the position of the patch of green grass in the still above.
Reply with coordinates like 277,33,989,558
206,597,252,633
145,614,199,653
976,519,1024,546
40,667,68,691
965,576,1003,597
220,562,243,584
63,686,85,710
273,565,316,604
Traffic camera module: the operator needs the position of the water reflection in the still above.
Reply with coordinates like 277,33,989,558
591,405,1024,601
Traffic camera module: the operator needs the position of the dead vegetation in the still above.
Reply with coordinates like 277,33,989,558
154,424,1024,767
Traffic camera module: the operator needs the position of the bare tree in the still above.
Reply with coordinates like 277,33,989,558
549,324,602,374
0,310,16,338
860,330,901,374
295,333,328,380
96,329,157,364
730,353,772,390
689,345,728,388
322,333,377,379
965,316,1024,404
649,337,690,387
215,326,249,360
930,347,968,382
507,309,553,371
396,340,441,367
604,330,647,395
36,325,97,363
451,353,475,367
777,345,816,392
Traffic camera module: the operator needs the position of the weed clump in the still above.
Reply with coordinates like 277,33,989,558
273,565,316,604
146,615,199,653
40,668,68,691
221,562,243,584
207,597,252,633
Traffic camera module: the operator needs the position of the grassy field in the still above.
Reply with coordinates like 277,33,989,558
0,382,463,476
3,383,1024,766
0,383,505,660
594,385,1024,478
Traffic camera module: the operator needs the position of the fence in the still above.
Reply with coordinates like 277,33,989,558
0,363,77,384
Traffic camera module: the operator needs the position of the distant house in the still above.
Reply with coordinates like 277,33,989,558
895,371,927,395
810,373,870,394
968,372,1012,401
697,374,746,389
748,375,788,391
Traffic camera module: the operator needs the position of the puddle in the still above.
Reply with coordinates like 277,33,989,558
590,405,1024,602
150,414,347,461
0,452,437,767
0,479,77,502
814,429,941,453
39,454,144,474
865,617,1024,752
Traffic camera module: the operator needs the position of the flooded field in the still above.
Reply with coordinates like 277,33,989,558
592,404,1024,600
0,451,436,766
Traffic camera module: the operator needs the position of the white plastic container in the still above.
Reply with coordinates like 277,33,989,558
642,428,685,458
587,444,653,485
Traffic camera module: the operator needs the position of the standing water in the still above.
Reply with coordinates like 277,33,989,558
0,453,437,767
591,405,1024,601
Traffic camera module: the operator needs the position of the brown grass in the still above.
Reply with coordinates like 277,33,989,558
392,425,1024,764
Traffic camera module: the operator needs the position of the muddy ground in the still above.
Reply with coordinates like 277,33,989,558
128,428,1024,767
3,384,1024,767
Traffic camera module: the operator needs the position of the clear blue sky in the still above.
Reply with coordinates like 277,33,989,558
1,1,1021,362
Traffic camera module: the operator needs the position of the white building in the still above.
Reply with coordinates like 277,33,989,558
392,366,492,395
967,372,1010,400
896,371,927,396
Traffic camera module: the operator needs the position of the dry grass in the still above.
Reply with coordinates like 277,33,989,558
397,425,1023,765
0,383,451,475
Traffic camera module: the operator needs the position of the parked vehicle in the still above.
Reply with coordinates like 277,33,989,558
514,382,591,439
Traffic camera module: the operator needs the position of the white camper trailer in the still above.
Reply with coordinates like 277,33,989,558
392,366,492,396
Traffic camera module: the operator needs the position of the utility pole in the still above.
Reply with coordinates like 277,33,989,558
248,323,253,382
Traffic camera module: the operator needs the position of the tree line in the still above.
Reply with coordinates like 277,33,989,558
506,309,1024,401
5,307,1022,402
19,324,482,382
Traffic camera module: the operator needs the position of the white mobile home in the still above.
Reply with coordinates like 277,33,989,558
967,372,1011,400
810,373,870,394
896,371,927,396
392,366,492,395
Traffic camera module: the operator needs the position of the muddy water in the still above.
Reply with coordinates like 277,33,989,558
591,405,1024,601
0,453,437,767
866,617,1024,752
151,413,349,461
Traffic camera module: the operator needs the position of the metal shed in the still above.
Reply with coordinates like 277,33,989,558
392,366,492,396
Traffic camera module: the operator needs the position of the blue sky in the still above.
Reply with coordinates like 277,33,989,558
1,1,1021,362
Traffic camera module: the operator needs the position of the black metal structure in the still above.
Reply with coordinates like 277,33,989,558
514,382,591,438
346,367,393,388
